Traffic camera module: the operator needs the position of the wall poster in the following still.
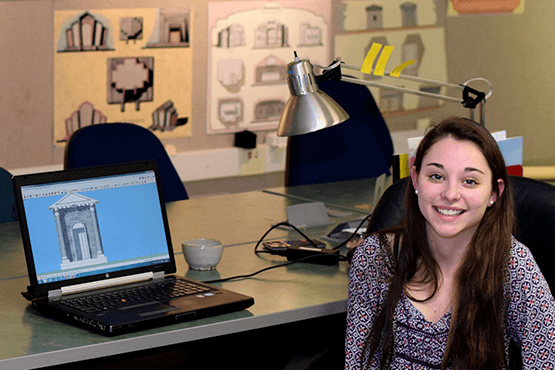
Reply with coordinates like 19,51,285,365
53,8,193,147
335,0,448,114
207,0,331,134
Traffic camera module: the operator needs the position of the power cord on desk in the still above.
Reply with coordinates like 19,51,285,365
328,213,371,251
202,254,348,284
254,221,325,251
201,215,371,284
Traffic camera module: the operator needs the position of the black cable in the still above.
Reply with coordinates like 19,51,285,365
202,253,348,284
331,213,372,250
201,216,369,285
253,221,323,254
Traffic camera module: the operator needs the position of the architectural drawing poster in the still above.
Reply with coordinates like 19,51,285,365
53,8,193,147
207,0,331,134
335,0,448,114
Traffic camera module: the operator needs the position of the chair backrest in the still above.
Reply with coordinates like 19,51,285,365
511,176,555,289
367,176,555,291
0,167,17,224
366,177,408,235
285,79,394,187
64,123,188,202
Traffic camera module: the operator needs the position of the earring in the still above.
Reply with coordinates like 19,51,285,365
415,190,419,195
489,200,494,206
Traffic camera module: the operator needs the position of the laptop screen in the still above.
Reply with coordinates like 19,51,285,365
18,167,172,288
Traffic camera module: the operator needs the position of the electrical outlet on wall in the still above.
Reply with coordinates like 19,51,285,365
265,145,286,173
239,148,265,175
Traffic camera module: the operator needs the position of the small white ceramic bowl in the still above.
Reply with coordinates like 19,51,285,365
182,239,224,270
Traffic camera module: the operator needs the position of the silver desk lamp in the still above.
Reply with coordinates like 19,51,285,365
277,53,492,137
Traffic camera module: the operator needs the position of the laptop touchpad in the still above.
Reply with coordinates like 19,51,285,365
119,302,178,317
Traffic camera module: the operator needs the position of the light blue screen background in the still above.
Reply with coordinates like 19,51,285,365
23,183,169,275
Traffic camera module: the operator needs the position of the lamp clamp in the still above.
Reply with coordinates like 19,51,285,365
317,58,343,84
461,85,486,109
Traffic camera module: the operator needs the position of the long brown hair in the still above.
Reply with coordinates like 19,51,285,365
365,117,515,369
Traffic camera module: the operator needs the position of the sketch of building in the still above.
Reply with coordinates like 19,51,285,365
217,24,246,48
120,17,143,43
379,89,404,111
254,21,288,48
218,98,243,126
49,193,108,270
401,2,418,27
366,5,384,30
402,34,424,76
217,59,244,89
253,99,285,122
299,23,322,46
336,2,347,34
151,100,188,132
107,57,154,112
253,55,286,85
62,101,107,142
60,12,112,52
145,8,190,48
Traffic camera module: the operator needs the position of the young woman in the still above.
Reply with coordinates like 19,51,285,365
345,117,555,369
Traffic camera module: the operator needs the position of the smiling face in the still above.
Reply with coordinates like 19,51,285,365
411,136,504,246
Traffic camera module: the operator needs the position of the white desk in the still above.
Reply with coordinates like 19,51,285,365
0,188,368,369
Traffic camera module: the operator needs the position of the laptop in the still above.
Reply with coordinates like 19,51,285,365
12,160,254,335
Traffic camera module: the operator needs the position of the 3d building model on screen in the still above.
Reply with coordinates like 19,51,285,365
49,193,108,270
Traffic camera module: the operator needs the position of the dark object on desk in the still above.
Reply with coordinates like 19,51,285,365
263,239,326,251
13,160,253,336
234,130,257,149
285,78,394,187
0,167,17,224
254,222,341,266
64,122,188,202
285,244,340,265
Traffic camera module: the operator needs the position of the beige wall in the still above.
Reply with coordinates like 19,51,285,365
388,0,555,166
1,0,554,172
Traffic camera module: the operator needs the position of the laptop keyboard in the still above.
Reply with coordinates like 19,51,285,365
60,279,211,314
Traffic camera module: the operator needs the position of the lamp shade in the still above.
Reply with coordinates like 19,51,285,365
277,58,349,137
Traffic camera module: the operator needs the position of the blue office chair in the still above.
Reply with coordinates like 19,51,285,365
285,78,394,187
64,123,188,202
0,167,17,224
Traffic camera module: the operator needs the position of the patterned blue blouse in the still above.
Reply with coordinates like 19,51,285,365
345,235,555,369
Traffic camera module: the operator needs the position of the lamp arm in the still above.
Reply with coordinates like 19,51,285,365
340,75,463,104
314,58,492,110
339,62,464,91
